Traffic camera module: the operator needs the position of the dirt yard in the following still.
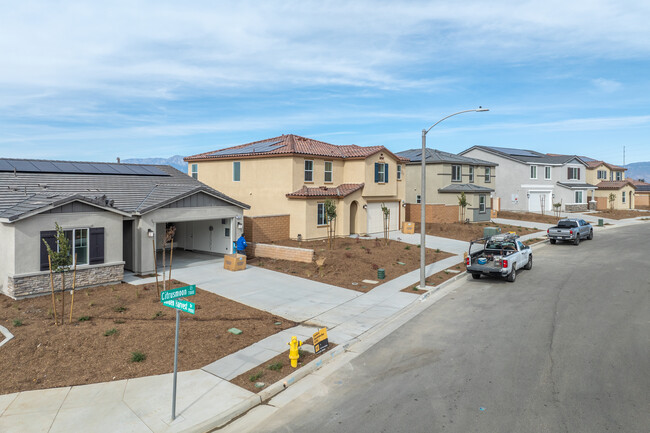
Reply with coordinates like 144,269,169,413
0,280,295,394
247,238,453,292
414,221,540,242
593,209,649,219
495,211,564,225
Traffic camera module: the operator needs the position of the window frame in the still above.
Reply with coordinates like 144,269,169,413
530,165,537,179
375,162,388,183
622,191,626,203
568,167,580,180
416,195,421,204
317,202,327,226
479,194,486,214
191,163,198,180
324,161,333,183
451,164,462,182
468,166,474,183
597,170,607,180
233,161,241,182
616,171,622,181
484,167,491,183
397,164,402,180
545,166,551,180
58,228,89,266
304,160,314,182
575,191,583,203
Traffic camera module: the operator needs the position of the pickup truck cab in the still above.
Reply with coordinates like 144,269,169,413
465,233,532,282
547,218,593,245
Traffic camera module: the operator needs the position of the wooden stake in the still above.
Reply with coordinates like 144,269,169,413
168,239,174,286
61,271,65,325
48,255,58,326
69,253,77,324
153,238,160,298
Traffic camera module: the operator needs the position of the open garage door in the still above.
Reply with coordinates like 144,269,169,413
366,202,399,234
528,191,552,212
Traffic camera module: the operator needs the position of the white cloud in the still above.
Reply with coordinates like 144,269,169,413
592,78,622,93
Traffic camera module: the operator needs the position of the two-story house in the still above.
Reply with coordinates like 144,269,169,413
582,159,636,210
396,148,497,222
460,146,596,212
184,134,407,240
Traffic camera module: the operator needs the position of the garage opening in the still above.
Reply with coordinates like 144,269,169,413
155,218,235,261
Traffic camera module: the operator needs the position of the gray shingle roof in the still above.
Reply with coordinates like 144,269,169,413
556,182,597,189
397,148,497,166
0,159,249,222
465,146,584,165
438,184,495,193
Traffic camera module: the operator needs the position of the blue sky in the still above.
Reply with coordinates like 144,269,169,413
1,1,649,164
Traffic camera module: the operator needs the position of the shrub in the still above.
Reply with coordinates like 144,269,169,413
405,245,410,250
113,306,127,313
104,328,118,336
78,316,91,322
12,319,23,327
130,351,146,362
268,362,283,371
249,371,264,382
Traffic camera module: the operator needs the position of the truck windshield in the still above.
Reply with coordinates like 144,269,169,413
486,241,516,250
557,221,578,228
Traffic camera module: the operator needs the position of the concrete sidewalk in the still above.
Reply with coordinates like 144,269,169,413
0,243,464,433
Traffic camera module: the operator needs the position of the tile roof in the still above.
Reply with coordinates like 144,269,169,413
582,160,627,171
397,148,497,166
184,134,409,162
595,180,637,190
0,160,249,222
437,184,494,193
286,183,364,199
464,146,583,165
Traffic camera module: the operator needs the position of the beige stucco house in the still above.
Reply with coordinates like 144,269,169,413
582,160,636,209
184,134,407,240
396,148,497,222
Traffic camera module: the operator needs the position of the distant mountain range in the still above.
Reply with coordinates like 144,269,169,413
625,161,650,182
121,155,188,173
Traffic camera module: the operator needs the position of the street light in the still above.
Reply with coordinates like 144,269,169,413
419,107,489,289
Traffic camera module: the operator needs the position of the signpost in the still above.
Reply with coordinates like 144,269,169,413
160,285,196,421
312,327,329,355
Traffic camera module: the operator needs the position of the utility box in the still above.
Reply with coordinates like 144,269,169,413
224,254,246,271
490,209,498,218
483,226,501,238
402,222,415,234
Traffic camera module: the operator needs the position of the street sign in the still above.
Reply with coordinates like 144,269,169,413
160,285,196,302
312,327,329,355
162,298,195,315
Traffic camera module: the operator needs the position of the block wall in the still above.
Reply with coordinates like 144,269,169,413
244,214,290,244
405,204,459,224
249,243,314,263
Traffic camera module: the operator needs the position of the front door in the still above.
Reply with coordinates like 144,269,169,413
350,201,358,234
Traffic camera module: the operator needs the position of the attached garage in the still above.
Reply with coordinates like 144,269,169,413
528,191,552,212
366,202,399,234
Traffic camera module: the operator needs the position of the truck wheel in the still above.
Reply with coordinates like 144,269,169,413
588,230,593,240
549,239,556,244
507,267,516,282
524,255,533,270
471,273,481,280
574,235,580,246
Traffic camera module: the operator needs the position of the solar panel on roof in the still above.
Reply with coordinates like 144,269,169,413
72,162,97,173
138,165,167,175
89,163,119,174
7,159,39,171
212,140,283,156
51,161,84,173
488,146,540,157
0,159,15,172
31,161,61,172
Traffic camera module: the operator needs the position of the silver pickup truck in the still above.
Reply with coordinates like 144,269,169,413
465,233,532,282
547,218,593,245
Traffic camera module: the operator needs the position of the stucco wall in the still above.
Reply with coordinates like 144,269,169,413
594,185,636,210
0,223,16,293
403,163,495,204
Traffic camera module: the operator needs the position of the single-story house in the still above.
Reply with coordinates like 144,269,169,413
0,158,248,299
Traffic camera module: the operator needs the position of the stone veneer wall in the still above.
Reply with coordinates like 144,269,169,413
249,243,313,263
6,263,124,299
565,203,588,212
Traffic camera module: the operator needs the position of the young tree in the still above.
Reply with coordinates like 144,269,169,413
42,223,72,325
381,202,390,244
458,192,468,222
553,202,562,218
608,192,616,210
323,199,337,249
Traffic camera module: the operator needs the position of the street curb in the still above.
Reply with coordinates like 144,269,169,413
181,394,262,433
418,270,467,301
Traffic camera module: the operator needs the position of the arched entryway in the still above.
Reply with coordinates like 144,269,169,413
349,201,358,234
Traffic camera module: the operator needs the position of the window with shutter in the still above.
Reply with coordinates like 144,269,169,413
89,227,105,265
40,231,57,271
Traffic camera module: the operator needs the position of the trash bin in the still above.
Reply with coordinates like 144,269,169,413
483,227,501,237
377,268,385,280
598,218,604,227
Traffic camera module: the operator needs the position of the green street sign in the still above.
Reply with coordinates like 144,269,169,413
160,285,196,303
162,298,195,315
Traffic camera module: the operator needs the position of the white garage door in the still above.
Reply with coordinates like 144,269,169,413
528,191,552,212
366,202,399,234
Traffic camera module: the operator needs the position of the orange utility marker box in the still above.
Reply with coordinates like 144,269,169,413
402,222,415,234
224,254,246,271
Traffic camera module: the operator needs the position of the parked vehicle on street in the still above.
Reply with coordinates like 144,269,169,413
547,218,593,245
465,233,532,282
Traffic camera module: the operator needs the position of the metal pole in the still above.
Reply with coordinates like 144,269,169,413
420,129,427,289
172,308,180,421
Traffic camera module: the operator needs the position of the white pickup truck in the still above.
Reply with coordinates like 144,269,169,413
465,233,533,282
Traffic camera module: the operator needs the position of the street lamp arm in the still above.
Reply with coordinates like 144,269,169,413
424,107,489,135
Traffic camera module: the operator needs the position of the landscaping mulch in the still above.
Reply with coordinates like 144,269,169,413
247,238,454,293
414,221,540,242
493,211,564,225
0,280,296,394
592,209,649,220
401,262,465,294
230,338,337,394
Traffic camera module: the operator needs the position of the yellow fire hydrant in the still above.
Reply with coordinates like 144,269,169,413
287,336,303,368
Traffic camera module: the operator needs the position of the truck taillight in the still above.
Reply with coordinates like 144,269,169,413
502,259,508,268
465,257,470,265
569,230,573,235
547,229,549,234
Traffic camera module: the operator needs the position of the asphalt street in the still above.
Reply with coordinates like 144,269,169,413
245,223,650,433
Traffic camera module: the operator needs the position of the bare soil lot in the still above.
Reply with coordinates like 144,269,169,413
414,221,540,242
593,209,648,219
495,211,565,225
248,238,453,292
0,280,295,394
